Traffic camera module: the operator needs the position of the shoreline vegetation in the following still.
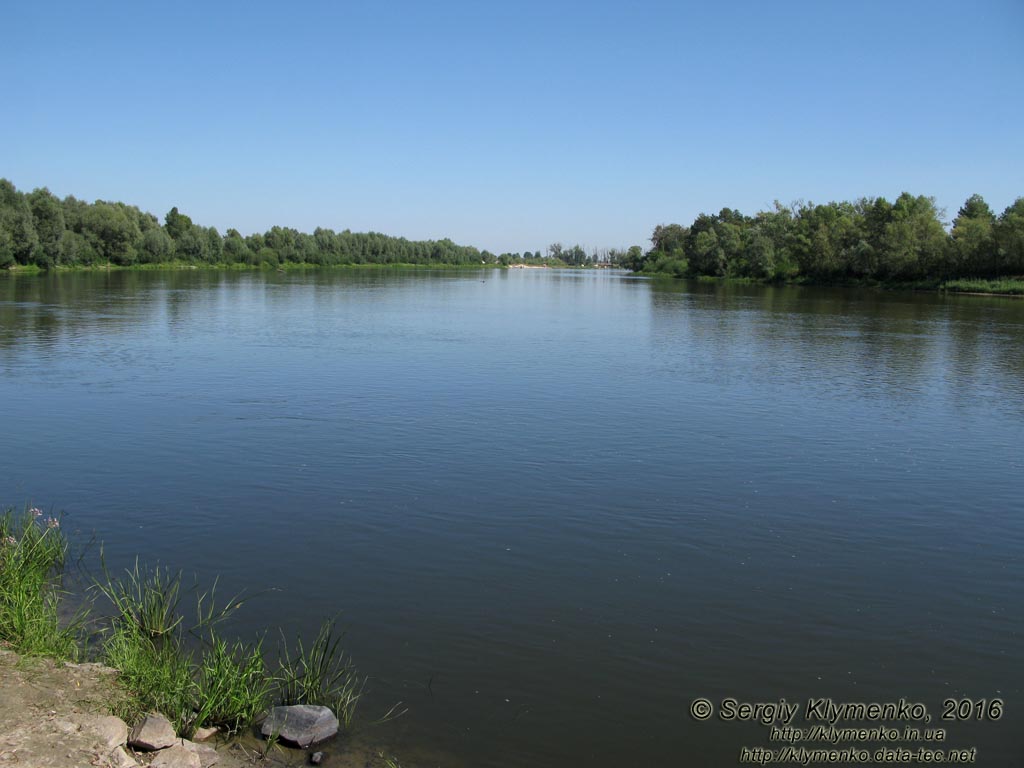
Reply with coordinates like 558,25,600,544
1,178,1021,295
0,505,402,763
0,177,563,274
625,193,1024,296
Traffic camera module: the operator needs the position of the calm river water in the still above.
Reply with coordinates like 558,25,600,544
1,269,1022,766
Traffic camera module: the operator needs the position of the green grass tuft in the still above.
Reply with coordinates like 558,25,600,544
103,621,196,731
94,560,265,736
194,633,271,734
94,557,185,639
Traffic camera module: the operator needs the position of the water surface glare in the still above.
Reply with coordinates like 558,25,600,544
2,269,1022,766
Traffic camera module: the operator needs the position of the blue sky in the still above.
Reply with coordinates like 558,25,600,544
6,0,1023,254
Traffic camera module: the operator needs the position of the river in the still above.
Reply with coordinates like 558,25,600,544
1,268,1021,766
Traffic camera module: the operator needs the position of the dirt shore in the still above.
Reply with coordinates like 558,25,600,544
0,649,405,768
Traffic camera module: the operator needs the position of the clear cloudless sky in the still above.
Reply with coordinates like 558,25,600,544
5,0,1023,254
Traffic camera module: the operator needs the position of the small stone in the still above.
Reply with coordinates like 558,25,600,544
179,738,219,768
311,751,325,765
97,716,129,749
108,746,140,768
260,705,338,748
150,745,202,768
128,713,177,751
192,726,218,742
74,714,128,750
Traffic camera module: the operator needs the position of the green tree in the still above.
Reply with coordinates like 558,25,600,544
650,224,688,257
61,195,90,234
257,247,279,267
60,230,98,265
877,193,947,279
744,229,776,278
83,202,141,265
717,221,744,276
754,203,797,278
950,194,996,276
689,229,724,275
564,244,587,265
164,207,193,240
27,188,65,264
0,179,40,265
174,225,211,262
206,227,224,262
789,202,861,279
0,227,12,268
622,245,646,271
994,198,1024,275
223,230,251,264
138,228,175,263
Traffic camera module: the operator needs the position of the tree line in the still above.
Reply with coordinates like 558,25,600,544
626,193,1024,282
5,180,1019,282
0,179,498,269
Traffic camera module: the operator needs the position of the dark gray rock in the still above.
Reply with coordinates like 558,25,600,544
260,705,338,748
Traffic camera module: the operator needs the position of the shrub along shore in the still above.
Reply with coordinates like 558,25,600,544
0,506,394,751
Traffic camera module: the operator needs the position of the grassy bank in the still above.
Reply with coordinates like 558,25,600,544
940,277,1024,295
640,269,1024,296
0,506,389,741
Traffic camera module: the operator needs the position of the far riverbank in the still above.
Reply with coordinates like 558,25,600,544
639,271,1024,297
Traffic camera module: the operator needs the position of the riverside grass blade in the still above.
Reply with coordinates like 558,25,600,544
93,555,184,640
192,633,271,735
276,619,365,728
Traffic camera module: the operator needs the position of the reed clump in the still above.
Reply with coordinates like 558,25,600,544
1,504,381,742
95,559,366,737
0,507,79,659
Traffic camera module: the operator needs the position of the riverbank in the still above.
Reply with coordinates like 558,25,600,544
2,261,503,276
939,277,1024,295
0,648,412,768
640,271,1024,296
1,260,599,277
0,645,423,768
0,508,408,768
0,648,236,768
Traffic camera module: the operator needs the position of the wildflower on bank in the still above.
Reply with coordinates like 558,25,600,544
30,507,43,517
46,517,60,529
3,536,16,546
